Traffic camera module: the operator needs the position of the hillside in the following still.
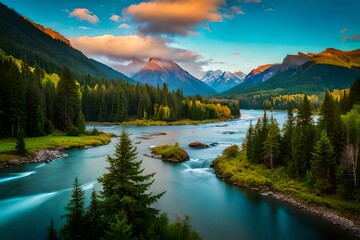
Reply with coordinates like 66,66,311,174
223,48,360,96
133,57,217,96
0,3,132,82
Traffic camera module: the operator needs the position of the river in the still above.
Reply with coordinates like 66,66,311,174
0,110,356,240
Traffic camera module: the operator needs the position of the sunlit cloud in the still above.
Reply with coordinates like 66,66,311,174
340,28,348,34
70,34,208,77
118,23,131,29
125,0,224,35
223,5,245,19
69,8,99,24
109,14,120,22
233,51,241,55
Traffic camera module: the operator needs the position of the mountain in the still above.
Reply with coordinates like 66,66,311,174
132,57,217,96
201,70,246,92
224,48,360,96
0,3,132,82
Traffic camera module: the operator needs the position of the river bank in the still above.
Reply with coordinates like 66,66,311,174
0,133,112,169
211,151,360,238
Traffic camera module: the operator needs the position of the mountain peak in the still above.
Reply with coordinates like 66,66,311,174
143,57,181,72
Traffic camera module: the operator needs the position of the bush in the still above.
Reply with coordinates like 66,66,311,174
66,125,80,136
304,170,315,188
222,145,240,158
91,128,100,136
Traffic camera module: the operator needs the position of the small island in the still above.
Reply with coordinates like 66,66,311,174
188,142,209,149
146,143,190,163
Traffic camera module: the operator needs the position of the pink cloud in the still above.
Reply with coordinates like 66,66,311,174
125,0,224,35
110,14,120,22
118,23,131,29
233,51,241,55
340,28,348,34
244,0,261,3
69,8,99,24
70,34,207,77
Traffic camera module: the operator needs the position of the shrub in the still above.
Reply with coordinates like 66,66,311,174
66,125,80,136
222,145,240,158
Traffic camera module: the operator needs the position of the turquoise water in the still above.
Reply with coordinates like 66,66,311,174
0,110,355,240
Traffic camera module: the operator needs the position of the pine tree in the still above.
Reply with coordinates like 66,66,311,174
15,128,26,156
98,128,164,235
61,177,85,240
263,117,281,169
103,211,132,240
83,189,103,240
74,111,86,133
311,131,336,193
281,107,295,165
46,218,59,240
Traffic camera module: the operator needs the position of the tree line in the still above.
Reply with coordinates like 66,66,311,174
0,53,239,138
47,130,201,240
245,79,360,198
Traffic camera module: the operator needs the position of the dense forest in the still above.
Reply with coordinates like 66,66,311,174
244,79,360,198
0,51,239,138
48,130,201,240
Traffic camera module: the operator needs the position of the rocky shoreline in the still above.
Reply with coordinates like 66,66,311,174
0,149,68,169
213,170,360,238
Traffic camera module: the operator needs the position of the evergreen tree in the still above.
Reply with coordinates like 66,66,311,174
311,131,336,193
103,211,132,240
292,95,315,178
98,128,164,235
15,129,26,156
83,189,103,240
61,177,85,240
74,111,86,133
281,107,295,166
263,117,281,169
46,218,59,240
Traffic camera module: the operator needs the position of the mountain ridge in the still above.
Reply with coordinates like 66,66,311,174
133,57,217,96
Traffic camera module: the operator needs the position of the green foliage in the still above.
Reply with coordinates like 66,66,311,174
165,215,202,240
98,129,164,235
151,144,189,162
311,131,336,193
263,116,281,169
15,129,26,155
222,145,240,158
82,190,103,240
304,170,315,188
74,111,86,133
61,177,85,240
103,211,132,240
66,125,80,136
46,218,59,240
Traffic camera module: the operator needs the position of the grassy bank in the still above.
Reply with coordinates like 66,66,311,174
0,133,112,162
88,118,232,127
212,149,360,219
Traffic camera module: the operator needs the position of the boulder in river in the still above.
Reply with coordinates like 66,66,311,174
188,142,209,149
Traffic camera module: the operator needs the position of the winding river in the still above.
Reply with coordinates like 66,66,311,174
0,110,356,240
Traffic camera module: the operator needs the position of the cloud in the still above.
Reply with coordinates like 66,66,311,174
125,0,224,35
110,14,120,22
264,8,274,12
233,51,241,55
79,26,91,30
70,34,207,77
341,35,360,42
204,24,212,33
340,28,348,34
118,23,132,29
244,0,261,3
223,5,245,19
69,8,99,24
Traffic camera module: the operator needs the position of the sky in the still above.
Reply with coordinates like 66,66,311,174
1,0,360,78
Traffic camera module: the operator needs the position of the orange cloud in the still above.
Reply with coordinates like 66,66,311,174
70,35,207,77
69,8,99,24
126,0,225,35
341,35,360,41
110,14,120,22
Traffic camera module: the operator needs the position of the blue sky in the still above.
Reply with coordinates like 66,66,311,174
1,0,359,77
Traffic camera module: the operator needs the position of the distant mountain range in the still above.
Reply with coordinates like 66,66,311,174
223,48,360,96
201,70,246,93
0,3,131,82
132,58,217,96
